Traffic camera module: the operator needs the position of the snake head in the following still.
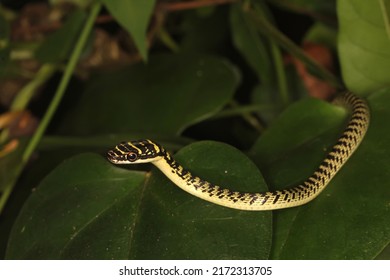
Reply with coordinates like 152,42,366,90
107,139,164,164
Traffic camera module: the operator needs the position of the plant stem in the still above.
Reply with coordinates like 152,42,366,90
250,2,289,105
11,64,57,110
249,10,342,88
270,38,288,105
0,2,102,215
22,2,101,163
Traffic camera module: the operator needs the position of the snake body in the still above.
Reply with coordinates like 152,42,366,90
107,92,369,211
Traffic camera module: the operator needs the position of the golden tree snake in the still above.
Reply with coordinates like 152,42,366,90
107,92,369,211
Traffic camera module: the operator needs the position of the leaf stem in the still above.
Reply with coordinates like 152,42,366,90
250,2,290,105
249,10,342,88
379,0,390,39
270,37,288,105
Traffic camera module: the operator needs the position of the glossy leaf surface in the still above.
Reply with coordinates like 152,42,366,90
338,0,390,94
251,90,390,259
7,142,271,259
58,54,239,136
101,0,155,60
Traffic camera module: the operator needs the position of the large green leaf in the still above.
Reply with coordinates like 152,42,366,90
0,139,28,214
376,243,390,259
6,142,271,259
5,153,146,259
58,54,239,136
101,0,156,60
251,90,390,259
338,0,390,94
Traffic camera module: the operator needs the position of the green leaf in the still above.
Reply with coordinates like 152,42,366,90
57,53,239,136
0,143,76,259
6,153,146,259
304,22,337,49
229,3,273,83
35,10,87,63
6,142,271,259
376,243,390,259
247,8,340,87
101,0,156,61
134,141,271,259
251,97,346,187
180,7,230,53
338,0,390,94
250,90,390,259
251,64,307,125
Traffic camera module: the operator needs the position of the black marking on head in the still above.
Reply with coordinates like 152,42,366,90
130,140,163,159
107,139,165,163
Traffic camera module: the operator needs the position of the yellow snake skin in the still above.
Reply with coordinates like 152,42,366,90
107,92,369,210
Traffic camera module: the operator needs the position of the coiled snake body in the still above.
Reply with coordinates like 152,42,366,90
107,92,369,211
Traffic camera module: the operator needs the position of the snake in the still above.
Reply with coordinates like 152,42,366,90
106,92,369,211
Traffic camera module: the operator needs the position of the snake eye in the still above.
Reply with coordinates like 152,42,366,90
127,152,138,162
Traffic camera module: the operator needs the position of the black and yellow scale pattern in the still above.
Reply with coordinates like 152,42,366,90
107,92,370,211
